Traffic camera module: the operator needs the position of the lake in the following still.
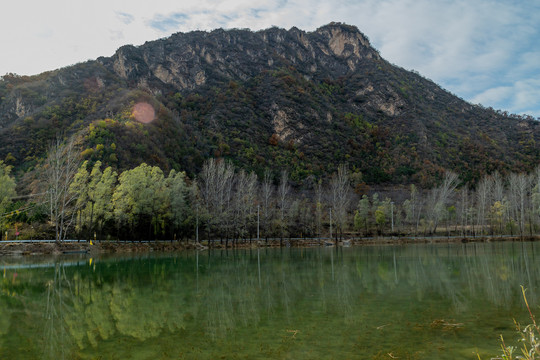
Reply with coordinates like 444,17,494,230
0,242,538,359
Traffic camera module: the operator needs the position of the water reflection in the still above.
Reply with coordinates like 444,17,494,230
44,263,72,360
0,242,538,359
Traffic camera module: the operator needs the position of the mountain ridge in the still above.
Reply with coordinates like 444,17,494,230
0,23,538,187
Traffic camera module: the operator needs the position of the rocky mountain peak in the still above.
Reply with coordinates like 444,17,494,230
316,22,375,54
97,23,381,92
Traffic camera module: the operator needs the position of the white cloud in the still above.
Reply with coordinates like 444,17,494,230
473,79,540,117
116,12,135,25
472,86,514,108
513,80,540,111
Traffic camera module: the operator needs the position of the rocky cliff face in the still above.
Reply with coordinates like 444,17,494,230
0,23,538,185
98,23,380,92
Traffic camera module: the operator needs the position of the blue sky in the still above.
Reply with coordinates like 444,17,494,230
2,0,539,117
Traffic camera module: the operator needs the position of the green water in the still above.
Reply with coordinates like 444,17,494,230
0,242,538,359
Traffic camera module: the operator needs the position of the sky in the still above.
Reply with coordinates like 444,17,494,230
1,0,539,117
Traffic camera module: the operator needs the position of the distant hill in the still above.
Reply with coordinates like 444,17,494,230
1,22,538,186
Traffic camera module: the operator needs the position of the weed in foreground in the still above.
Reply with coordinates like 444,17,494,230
479,286,540,360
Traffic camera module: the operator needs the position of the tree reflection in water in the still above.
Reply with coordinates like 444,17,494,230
44,262,73,360
0,243,537,359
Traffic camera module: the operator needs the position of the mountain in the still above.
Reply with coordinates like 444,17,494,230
0,22,538,186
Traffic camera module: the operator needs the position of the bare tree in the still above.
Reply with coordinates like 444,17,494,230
277,170,291,244
491,172,505,203
315,179,323,238
329,164,352,240
233,169,258,241
198,158,235,240
530,166,540,233
43,137,81,242
475,175,492,235
260,169,274,241
486,171,507,235
457,187,470,237
509,172,529,238
426,171,459,234
403,184,422,236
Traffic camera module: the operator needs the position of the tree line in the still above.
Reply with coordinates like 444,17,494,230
2,139,540,242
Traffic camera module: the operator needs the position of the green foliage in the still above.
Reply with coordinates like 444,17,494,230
353,211,362,232
113,163,167,232
355,195,370,235
166,169,194,232
375,207,386,227
0,162,16,232
70,160,118,238
344,112,370,131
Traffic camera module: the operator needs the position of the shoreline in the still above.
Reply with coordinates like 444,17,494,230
0,235,538,256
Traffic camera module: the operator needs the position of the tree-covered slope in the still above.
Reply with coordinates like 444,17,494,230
0,23,538,186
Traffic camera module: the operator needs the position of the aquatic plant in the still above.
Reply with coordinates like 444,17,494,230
482,286,540,360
